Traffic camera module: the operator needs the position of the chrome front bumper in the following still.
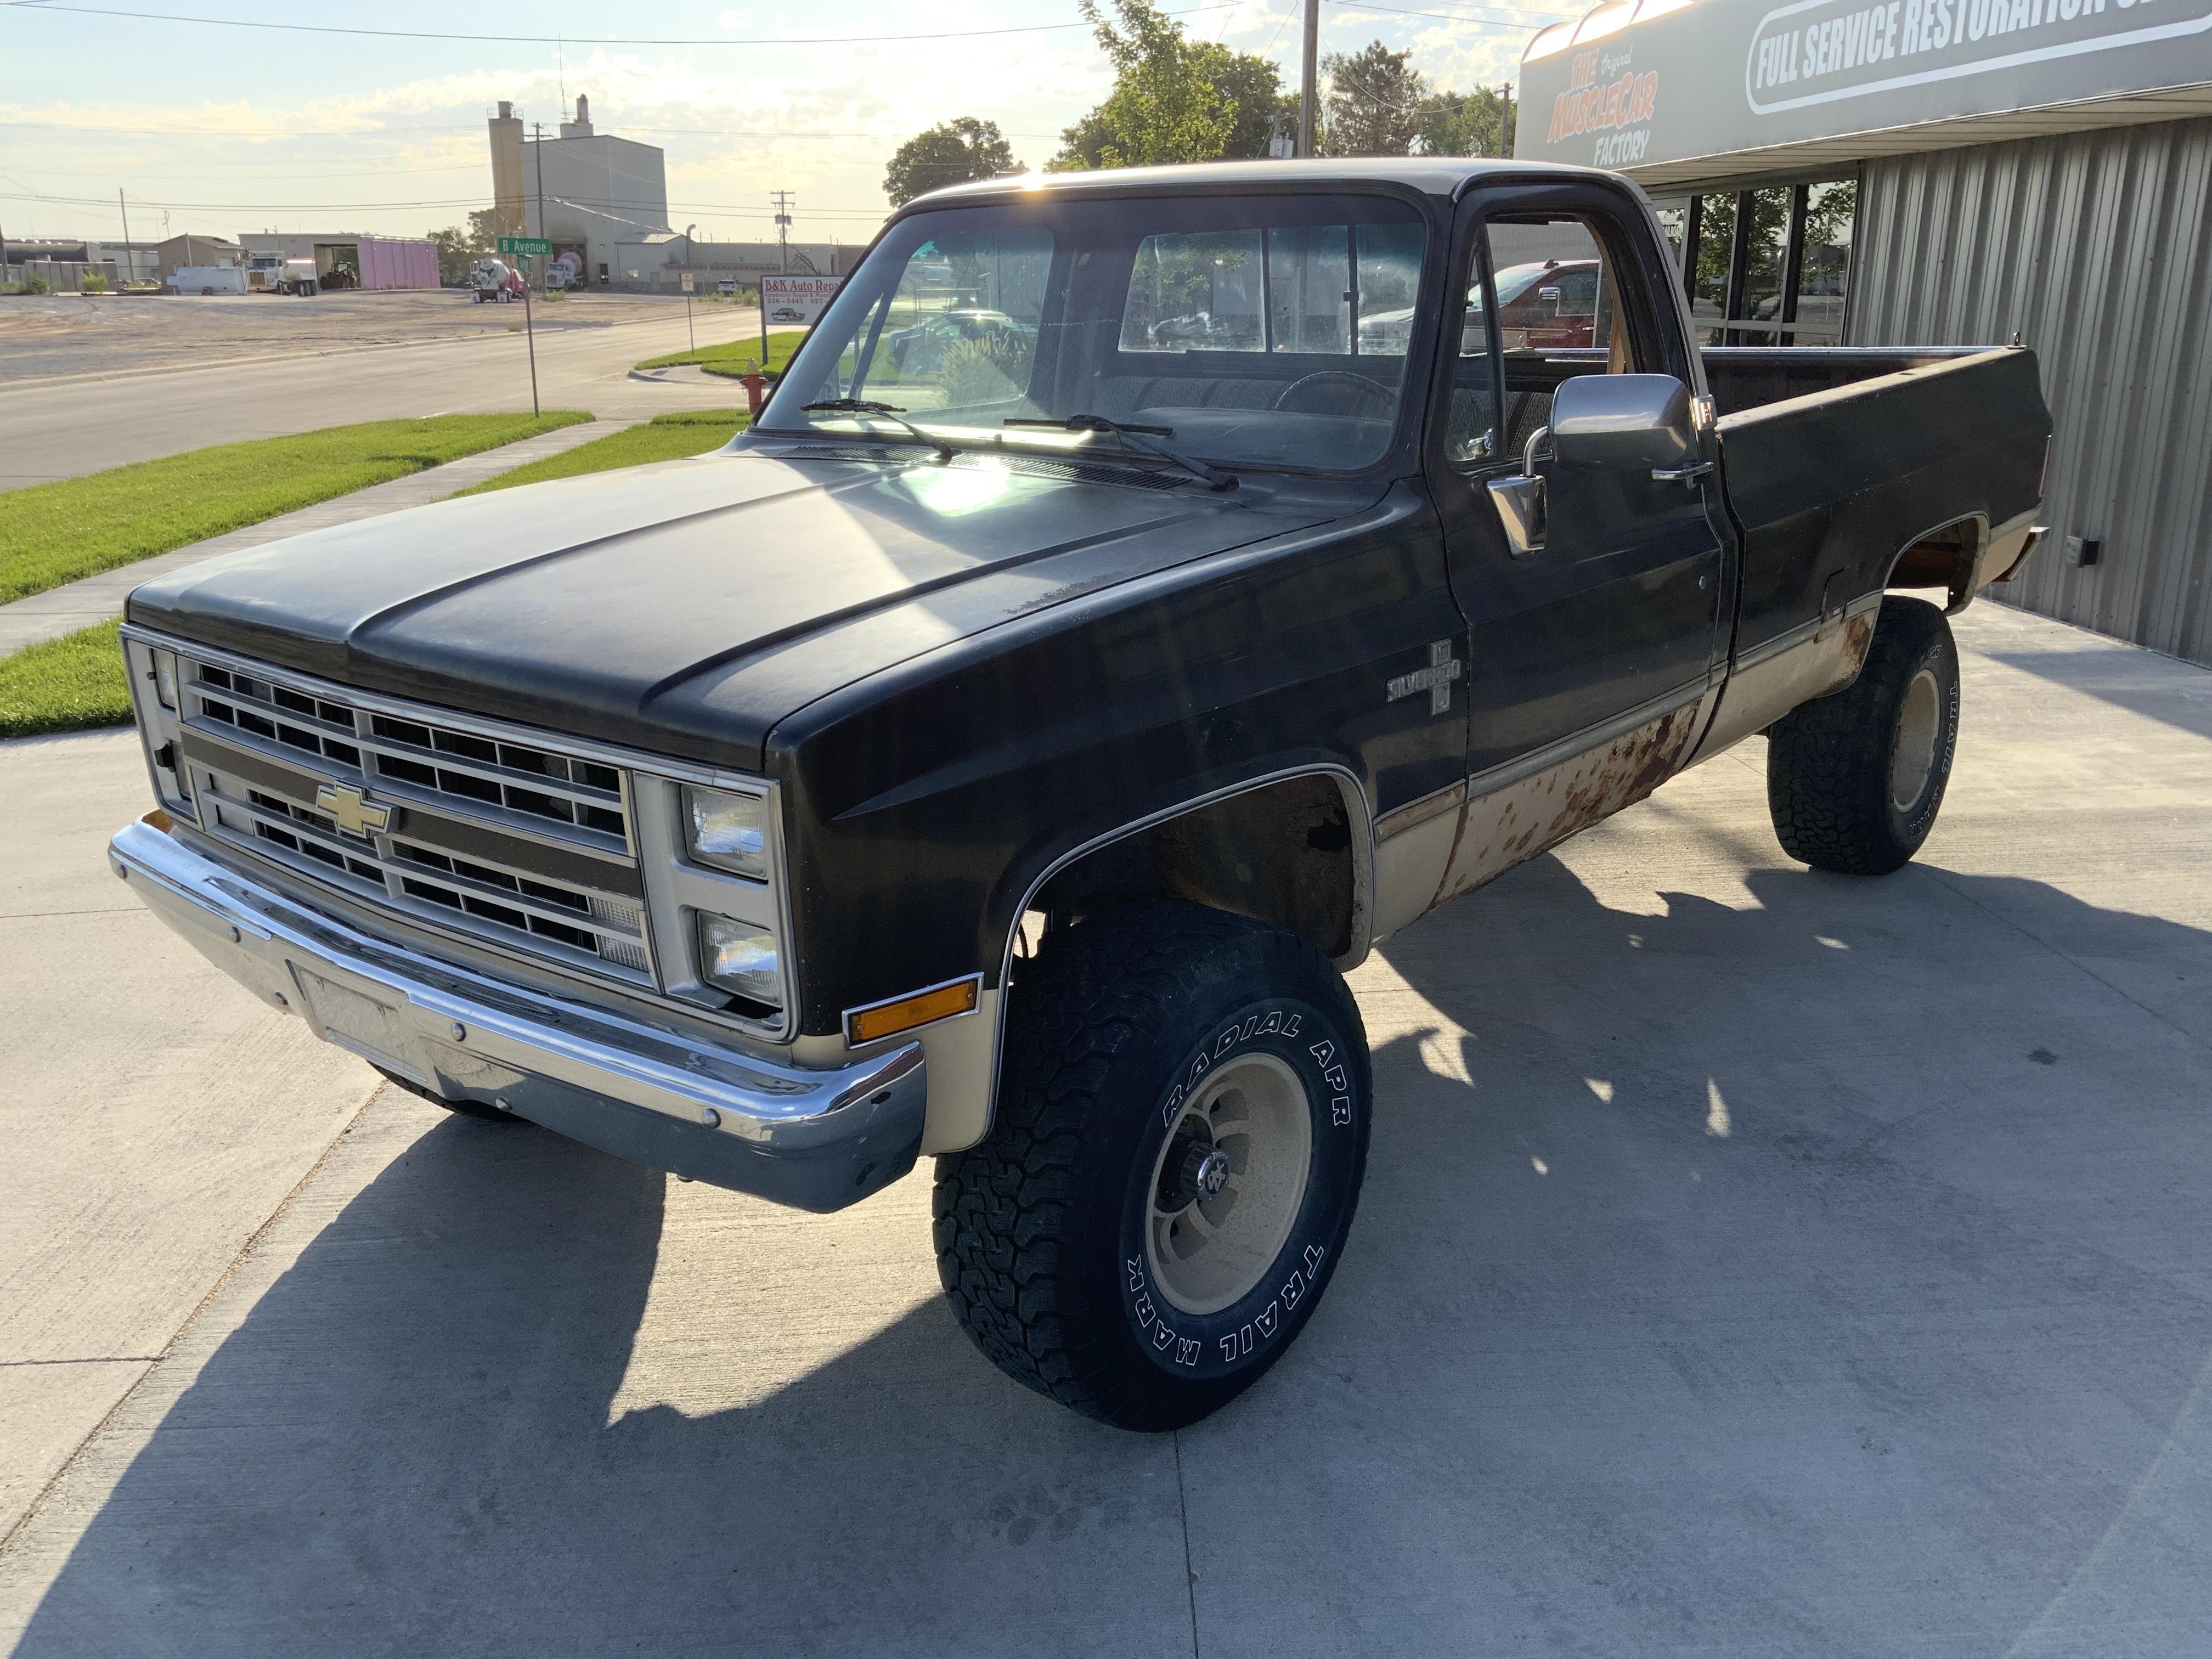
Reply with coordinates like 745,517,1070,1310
109,815,926,1212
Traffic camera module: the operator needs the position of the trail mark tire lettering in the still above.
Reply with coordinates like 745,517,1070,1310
933,901,1370,1431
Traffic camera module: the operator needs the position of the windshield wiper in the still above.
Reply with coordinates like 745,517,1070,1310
1003,414,1237,492
802,398,957,461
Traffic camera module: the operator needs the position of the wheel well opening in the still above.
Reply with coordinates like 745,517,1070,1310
1030,775,1360,962
1888,516,1987,611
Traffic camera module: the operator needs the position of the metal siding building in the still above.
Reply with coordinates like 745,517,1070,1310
1516,1,2212,664
1855,122,2212,662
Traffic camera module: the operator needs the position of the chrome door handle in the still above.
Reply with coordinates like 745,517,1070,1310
1652,460,1714,486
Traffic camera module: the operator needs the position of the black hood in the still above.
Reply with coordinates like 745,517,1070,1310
127,449,1329,771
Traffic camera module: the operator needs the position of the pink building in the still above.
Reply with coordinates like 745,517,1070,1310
357,236,439,291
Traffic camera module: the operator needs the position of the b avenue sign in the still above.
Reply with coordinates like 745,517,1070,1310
498,237,552,257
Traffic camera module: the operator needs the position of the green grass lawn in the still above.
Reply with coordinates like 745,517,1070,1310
0,619,129,738
0,411,590,606
456,410,750,495
1,411,741,738
635,329,805,380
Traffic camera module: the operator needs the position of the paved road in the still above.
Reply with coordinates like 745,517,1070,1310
2,604,2208,1656
0,296,767,488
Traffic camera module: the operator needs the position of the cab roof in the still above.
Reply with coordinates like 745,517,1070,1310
902,156,1603,215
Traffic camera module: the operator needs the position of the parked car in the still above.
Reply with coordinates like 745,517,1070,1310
1360,258,1604,355
112,159,2049,1433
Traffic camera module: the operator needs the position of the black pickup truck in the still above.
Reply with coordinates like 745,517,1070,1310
111,159,2049,1430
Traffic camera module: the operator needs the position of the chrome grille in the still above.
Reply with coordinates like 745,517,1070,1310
177,655,651,989
192,663,628,851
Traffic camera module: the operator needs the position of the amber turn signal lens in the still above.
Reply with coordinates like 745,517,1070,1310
847,976,980,1045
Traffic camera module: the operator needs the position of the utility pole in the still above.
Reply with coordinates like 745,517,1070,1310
1297,0,1321,157
771,190,794,273
531,121,548,291
1499,83,1514,157
116,188,134,285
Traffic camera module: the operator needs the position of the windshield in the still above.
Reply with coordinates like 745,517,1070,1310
761,194,1430,473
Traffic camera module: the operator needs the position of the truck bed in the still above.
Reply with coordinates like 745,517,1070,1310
1700,345,1990,418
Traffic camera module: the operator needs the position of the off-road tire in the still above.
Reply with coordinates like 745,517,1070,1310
1768,594,1960,875
373,1064,524,1123
934,901,1371,1431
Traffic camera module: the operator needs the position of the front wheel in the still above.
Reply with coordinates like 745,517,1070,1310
935,901,1370,1431
1767,594,1960,875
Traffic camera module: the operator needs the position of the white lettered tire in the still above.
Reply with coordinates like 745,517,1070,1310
935,901,1370,1430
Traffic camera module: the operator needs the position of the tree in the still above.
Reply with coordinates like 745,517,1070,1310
883,117,1019,207
1412,86,1513,158
1051,0,1290,171
428,208,500,285
1320,40,1424,157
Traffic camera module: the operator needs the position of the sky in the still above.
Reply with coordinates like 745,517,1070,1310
0,0,1583,249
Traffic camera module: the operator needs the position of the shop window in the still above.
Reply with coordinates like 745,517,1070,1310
1739,188,1792,345
1679,177,1856,347
1792,182,1855,347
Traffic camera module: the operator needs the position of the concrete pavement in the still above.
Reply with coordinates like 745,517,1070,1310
0,419,636,656
1,602,2207,1656
0,297,763,488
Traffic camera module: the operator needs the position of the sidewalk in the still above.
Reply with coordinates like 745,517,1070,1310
0,419,631,656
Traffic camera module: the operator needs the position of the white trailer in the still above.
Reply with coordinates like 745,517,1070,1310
165,266,248,296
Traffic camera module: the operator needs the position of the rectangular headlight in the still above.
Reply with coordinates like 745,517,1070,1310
684,785,768,879
696,911,782,1008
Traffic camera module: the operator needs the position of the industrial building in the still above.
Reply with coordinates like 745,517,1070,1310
609,232,862,292
484,96,860,291
1517,0,2212,667
490,95,672,289
236,234,438,290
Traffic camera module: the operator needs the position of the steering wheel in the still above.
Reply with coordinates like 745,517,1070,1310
1271,370,1394,418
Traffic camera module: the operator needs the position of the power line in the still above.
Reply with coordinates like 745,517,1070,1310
0,117,1074,142
1,185,892,218
1327,0,1579,25
0,0,1243,47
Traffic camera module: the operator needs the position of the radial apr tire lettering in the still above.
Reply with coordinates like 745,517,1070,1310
934,901,1370,1431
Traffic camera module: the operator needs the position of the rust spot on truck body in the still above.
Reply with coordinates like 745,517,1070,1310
1430,692,1715,907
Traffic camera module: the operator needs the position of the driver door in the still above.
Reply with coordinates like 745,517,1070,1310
1423,182,1731,893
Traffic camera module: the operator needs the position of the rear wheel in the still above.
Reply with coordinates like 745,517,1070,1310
1767,595,1960,874
934,901,1370,1430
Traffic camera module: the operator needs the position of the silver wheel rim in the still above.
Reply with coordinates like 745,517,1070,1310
1146,1051,1313,1317
1891,668,1942,811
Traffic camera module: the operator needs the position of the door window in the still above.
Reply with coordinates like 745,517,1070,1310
1483,214,1641,462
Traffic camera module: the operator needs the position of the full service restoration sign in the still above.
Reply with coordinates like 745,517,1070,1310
759,274,844,325
1517,0,2212,172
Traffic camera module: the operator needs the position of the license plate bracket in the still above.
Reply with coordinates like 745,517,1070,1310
294,967,433,1086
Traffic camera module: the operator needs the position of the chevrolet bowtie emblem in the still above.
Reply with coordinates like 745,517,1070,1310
315,781,393,838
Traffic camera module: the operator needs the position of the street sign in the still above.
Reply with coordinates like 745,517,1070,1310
759,273,844,326
680,272,694,294
498,236,552,257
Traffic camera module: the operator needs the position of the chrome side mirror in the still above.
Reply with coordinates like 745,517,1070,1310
1486,424,1550,558
1551,373,1708,484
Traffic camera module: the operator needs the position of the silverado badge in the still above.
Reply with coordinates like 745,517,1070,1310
1386,640,1464,715
315,781,393,838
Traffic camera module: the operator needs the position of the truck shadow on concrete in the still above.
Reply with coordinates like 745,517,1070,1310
15,858,2212,1657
